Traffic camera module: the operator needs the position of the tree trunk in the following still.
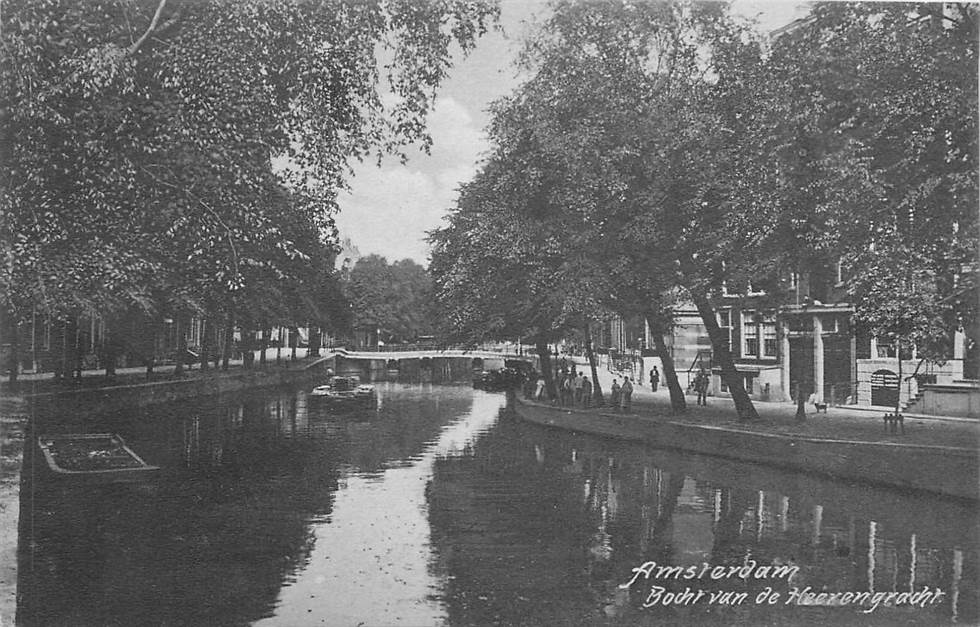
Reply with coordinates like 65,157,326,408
200,318,210,372
584,324,604,404
145,319,157,380
103,323,116,379
259,325,268,367
276,327,282,364
535,335,556,399
290,327,298,360
56,318,67,381
212,321,221,370
647,314,686,413
691,291,759,421
69,314,82,382
895,339,902,416
173,314,187,377
242,323,254,369
795,382,806,422
222,309,234,371
309,326,320,357
8,318,19,383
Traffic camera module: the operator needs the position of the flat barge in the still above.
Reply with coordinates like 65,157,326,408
35,433,160,484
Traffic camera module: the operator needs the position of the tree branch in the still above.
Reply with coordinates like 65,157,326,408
138,164,241,283
128,0,168,55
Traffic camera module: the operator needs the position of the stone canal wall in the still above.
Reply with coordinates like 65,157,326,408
23,367,326,417
513,399,979,501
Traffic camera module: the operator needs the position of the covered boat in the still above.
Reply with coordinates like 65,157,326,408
310,375,378,408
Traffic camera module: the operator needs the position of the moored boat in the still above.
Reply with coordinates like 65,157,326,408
35,433,160,484
472,367,524,391
310,375,378,409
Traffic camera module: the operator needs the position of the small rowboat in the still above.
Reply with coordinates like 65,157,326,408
36,433,160,484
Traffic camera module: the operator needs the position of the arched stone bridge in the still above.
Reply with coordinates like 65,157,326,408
304,349,539,384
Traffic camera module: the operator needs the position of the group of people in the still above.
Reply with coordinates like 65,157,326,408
609,376,634,412
528,362,712,410
555,367,595,408
549,367,638,413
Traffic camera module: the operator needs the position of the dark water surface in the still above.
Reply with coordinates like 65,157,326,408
17,383,978,626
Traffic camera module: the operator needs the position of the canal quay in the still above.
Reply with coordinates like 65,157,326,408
6,370,978,626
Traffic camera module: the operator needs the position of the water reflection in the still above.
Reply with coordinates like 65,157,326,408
427,411,978,625
17,384,978,626
18,383,488,626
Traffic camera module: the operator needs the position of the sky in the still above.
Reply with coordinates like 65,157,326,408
334,0,812,266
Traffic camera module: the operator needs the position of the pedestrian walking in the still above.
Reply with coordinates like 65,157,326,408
582,374,593,408
535,375,546,400
650,366,659,392
610,379,621,411
695,368,709,406
620,376,633,413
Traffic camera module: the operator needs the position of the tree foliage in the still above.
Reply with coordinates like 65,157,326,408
344,254,435,343
431,0,978,419
763,2,978,359
0,0,498,335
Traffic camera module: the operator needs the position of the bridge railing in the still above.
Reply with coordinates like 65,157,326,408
346,343,444,353
332,342,533,355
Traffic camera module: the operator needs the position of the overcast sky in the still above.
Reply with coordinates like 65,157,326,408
335,0,811,266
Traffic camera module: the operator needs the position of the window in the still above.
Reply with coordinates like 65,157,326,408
788,272,799,290
876,342,892,359
717,310,732,351
742,313,759,358
763,323,778,358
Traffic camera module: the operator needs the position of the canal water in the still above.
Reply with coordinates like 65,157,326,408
17,383,978,626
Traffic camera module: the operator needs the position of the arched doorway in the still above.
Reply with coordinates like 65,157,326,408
871,369,899,407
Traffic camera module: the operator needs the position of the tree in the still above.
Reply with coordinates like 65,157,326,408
344,255,436,345
762,3,978,364
430,154,586,400
506,0,767,418
0,0,499,373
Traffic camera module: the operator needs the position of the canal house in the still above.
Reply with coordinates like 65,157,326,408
594,258,976,414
